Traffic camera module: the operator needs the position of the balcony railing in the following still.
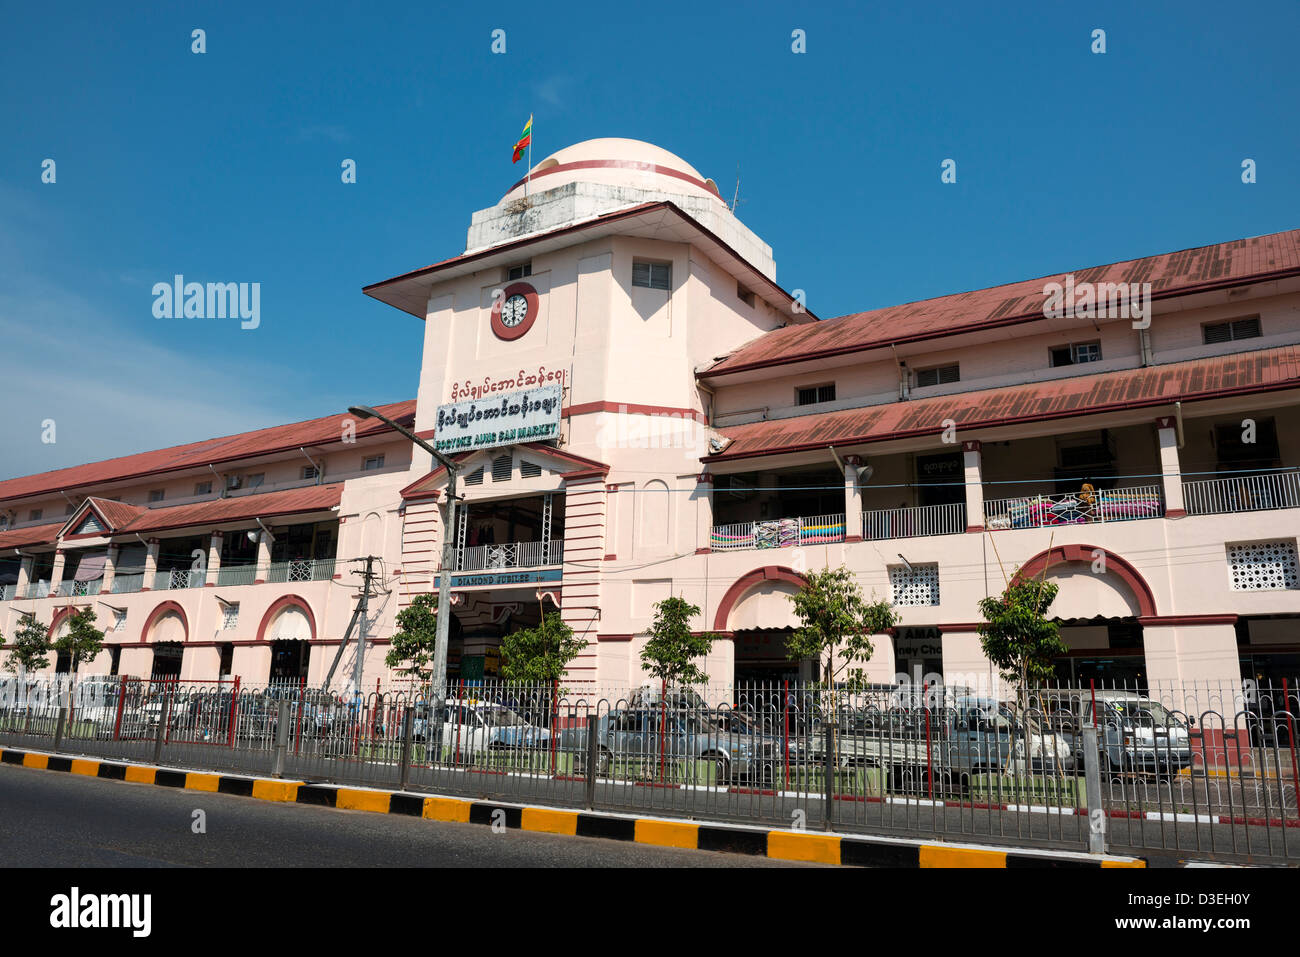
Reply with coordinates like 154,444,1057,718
0,584,14,601
1182,468,1300,517
984,484,1163,530
110,571,146,595
455,540,564,572
154,567,206,591
710,514,846,551
265,558,337,583
863,502,966,541
56,578,104,598
215,563,259,587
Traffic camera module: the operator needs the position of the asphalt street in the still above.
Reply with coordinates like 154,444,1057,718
0,764,823,867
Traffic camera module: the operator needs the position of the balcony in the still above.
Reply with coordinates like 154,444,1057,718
152,567,206,591
984,484,1163,530
454,540,564,572
710,514,846,551
863,503,966,541
264,558,337,583
56,578,104,598
1182,468,1300,517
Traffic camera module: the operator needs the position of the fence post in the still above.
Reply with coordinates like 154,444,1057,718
1082,724,1106,854
272,699,290,779
823,718,836,831
399,707,415,792
152,690,172,766
584,708,598,811
54,706,67,752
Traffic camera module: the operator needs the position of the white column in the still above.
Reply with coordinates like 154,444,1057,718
1155,415,1186,518
694,473,714,553
962,440,985,532
101,545,118,594
254,529,273,584
843,456,864,543
142,540,160,590
48,549,67,596
15,555,33,598
206,532,223,586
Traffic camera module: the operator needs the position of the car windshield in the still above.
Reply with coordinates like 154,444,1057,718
1106,700,1182,728
481,707,525,727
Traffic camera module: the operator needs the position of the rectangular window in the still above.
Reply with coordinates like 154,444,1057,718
148,489,165,503
915,364,960,388
226,475,242,491
1050,341,1102,367
109,645,121,676
465,467,484,486
28,509,42,522
362,455,385,472
194,481,212,496
245,473,265,488
506,262,532,280
219,642,234,675
491,454,513,481
520,460,542,478
1204,316,1262,344
796,383,836,406
112,609,127,630
222,602,240,630
301,466,319,480
632,261,671,291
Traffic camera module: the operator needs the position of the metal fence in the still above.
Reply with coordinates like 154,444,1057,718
1,676,1295,862
710,514,846,551
984,484,1164,529
1182,468,1300,516
863,502,966,541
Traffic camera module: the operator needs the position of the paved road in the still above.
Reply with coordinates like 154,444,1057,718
0,764,821,868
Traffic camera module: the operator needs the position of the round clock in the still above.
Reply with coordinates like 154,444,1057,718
491,282,539,341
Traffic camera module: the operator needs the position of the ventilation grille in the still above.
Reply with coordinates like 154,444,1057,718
492,455,513,482
1227,540,1298,591
889,563,940,606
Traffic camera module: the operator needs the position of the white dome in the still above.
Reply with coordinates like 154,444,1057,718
501,137,723,203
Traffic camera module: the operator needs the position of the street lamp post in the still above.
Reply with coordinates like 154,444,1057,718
347,406,458,737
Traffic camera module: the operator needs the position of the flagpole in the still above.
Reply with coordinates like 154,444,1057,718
525,116,532,199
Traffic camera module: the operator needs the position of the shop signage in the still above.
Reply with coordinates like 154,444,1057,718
433,568,563,589
433,384,561,453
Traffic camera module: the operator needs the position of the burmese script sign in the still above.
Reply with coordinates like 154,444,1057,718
433,384,562,453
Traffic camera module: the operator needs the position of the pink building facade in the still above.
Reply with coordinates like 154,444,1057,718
5,138,1299,695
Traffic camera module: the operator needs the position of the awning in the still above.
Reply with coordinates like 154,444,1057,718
72,552,108,582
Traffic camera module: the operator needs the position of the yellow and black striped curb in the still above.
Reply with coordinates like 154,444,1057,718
0,746,1146,868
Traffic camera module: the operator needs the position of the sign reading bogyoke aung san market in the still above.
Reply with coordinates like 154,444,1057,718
433,383,562,453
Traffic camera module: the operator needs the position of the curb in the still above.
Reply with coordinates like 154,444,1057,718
0,746,1146,868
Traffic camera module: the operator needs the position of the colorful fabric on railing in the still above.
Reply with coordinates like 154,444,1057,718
799,519,845,544
710,528,754,548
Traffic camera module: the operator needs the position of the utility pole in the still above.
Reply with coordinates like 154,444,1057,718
350,556,379,695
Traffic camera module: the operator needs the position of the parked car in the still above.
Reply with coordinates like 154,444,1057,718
1243,691,1296,749
1039,690,1193,776
562,703,779,782
415,699,550,757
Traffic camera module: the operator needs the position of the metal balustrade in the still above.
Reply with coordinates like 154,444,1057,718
863,502,966,541
455,540,564,572
710,513,846,551
0,584,14,601
110,571,146,595
1182,468,1300,516
56,578,103,598
984,484,1163,530
265,558,337,584
154,567,205,590
215,564,259,587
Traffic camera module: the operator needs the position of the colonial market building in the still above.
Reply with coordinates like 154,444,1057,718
4,138,1299,694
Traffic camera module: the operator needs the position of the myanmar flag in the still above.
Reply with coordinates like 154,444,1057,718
512,115,532,163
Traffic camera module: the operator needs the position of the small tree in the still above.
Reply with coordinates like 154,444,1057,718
977,572,1066,714
2,612,51,675
500,611,585,684
639,596,717,688
787,566,899,772
385,593,441,684
53,607,104,675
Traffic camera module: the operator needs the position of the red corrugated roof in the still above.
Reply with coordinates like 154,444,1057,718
0,522,65,551
707,346,1300,462
115,483,344,535
0,400,415,505
703,228,1300,377
86,497,147,530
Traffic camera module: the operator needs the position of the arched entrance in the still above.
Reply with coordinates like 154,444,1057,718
715,567,815,684
1016,545,1157,689
259,600,315,682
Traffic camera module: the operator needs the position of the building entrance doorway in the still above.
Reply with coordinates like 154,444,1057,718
734,629,815,685
151,642,184,679
270,640,310,682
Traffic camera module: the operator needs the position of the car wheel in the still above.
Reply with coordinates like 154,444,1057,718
596,747,612,776
712,754,732,783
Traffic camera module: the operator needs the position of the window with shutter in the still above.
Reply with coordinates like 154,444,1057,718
465,467,484,486
632,261,671,290
1204,315,1261,344
916,364,959,388
520,460,542,478
492,455,513,481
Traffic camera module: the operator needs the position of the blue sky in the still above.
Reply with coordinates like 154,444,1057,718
2,1,1297,480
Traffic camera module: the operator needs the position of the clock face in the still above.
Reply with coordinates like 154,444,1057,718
501,294,529,327
491,282,538,341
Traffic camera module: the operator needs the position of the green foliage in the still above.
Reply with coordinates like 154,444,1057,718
977,572,1066,704
786,566,898,690
53,607,104,674
500,611,585,683
385,593,440,681
639,596,717,686
3,612,52,674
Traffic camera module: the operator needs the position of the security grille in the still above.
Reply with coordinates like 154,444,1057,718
222,604,239,630
1227,540,1299,591
889,563,940,605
